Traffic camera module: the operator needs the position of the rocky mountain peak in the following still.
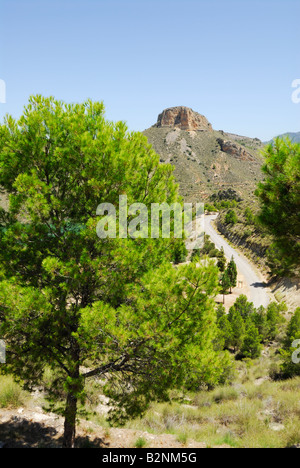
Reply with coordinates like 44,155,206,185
154,106,213,132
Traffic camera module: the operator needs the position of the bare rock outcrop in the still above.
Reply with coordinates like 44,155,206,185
155,106,213,132
217,138,256,162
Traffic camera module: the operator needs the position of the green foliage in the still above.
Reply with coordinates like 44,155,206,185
243,228,253,238
210,189,243,212
0,375,27,408
171,239,188,264
266,302,287,341
216,247,226,272
0,96,231,446
134,437,147,448
251,306,269,342
192,234,219,260
211,189,242,203
283,308,300,349
256,138,300,275
204,203,218,213
216,304,226,321
219,257,237,298
229,295,255,320
241,322,262,359
215,200,238,210
215,296,286,359
244,207,255,225
227,308,246,352
280,308,300,378
220,270,231,295
225,210,238,225
217,315,233,350
226,257,237,292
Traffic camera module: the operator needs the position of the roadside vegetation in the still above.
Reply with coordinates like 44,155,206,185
204,190,272,272
209,139,300,279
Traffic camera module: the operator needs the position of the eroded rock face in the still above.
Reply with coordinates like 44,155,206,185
155,106,213,132
217,138,255,162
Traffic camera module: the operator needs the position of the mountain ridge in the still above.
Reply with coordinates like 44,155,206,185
264,131,300,144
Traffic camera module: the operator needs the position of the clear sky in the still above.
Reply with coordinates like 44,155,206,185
0,0,299,141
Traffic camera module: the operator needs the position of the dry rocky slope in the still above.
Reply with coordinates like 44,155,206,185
143,106,264,203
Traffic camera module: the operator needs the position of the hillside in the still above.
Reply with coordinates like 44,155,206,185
143,106,265,203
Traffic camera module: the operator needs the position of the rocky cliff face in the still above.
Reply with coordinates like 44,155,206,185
155,106,213,132
217,138,256,162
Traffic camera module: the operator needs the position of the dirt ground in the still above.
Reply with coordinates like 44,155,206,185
0,406,230,449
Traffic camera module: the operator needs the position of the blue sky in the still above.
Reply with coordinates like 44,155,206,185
0,0,299,140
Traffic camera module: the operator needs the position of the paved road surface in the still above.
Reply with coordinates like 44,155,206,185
204,215,270,309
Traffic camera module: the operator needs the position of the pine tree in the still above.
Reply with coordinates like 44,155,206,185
216,303,226,321
228,309,245,352
256,138,300,275
217,247,227,272
251,306,269,343
225,210,238,225
241,321,262,359
227,256,237,293
266,302,286,341
229,295,255,320
283,308,300,349
220,270,231,304
218,315,233,350
0,96,231,447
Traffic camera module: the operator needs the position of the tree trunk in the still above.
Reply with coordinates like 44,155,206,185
62,332,82,448
63,391,78,448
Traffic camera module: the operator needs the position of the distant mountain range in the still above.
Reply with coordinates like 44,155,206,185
265,132,300,144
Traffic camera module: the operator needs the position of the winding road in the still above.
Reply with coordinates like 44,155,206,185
204,214,271,309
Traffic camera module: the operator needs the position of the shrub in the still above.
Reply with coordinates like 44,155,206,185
244,208,255,225
134,437,147,448
0,375,27,408
225,210,238,225
177,432,188,445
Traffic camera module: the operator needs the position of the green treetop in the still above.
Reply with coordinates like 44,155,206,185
227,256,237,293
256,138,300,275
217,247,227,272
